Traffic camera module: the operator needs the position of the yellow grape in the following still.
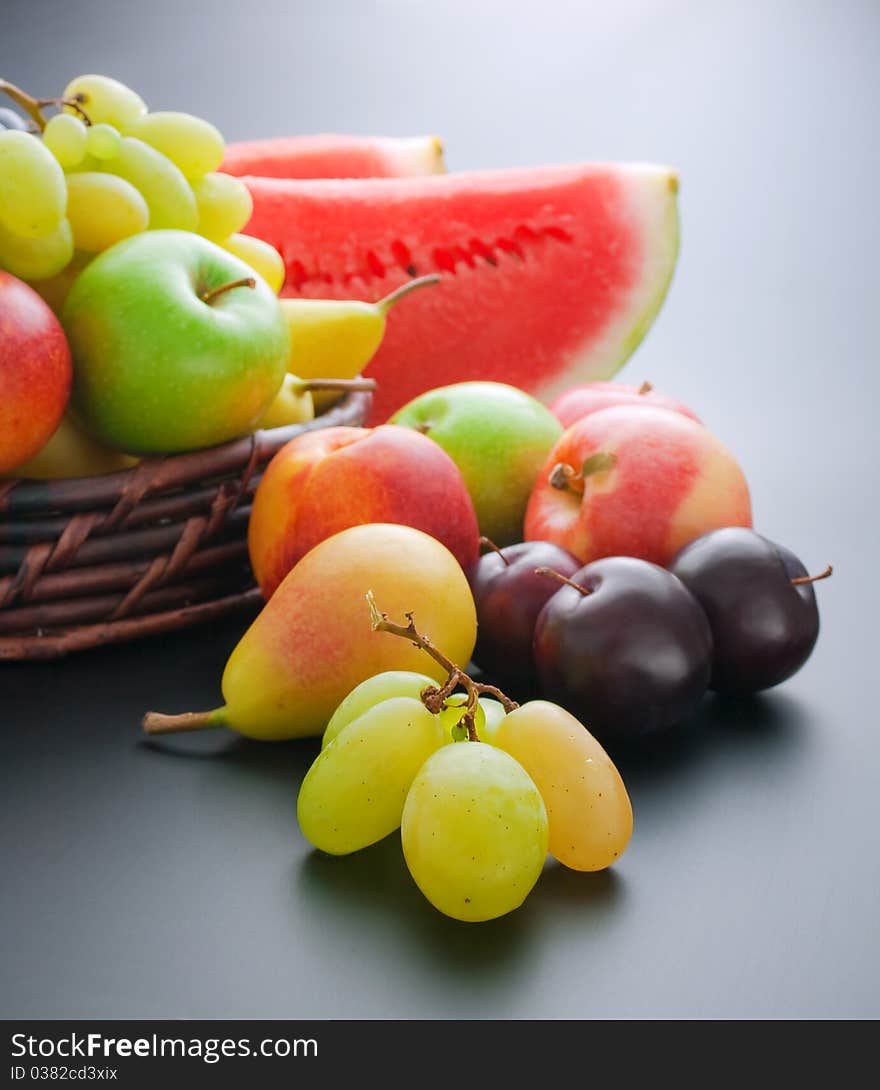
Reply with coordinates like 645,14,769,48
402,742,548,922
191,172,253,240
86,122,122,161
494,700,633,872
0,130,67,238
321,670,436,750
129,111,224,179
99,136,198,231
437,694,486,742
63,74,147,131
42,113,88,169
0,217,73,280
477,697,507,744
65,173,149,252
297,696,445,855
220,232,285,293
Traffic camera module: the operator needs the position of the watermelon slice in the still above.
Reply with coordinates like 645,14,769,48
221,134,446,179
242,163,679,423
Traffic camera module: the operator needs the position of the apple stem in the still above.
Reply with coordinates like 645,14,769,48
376,273,441,315
201,276,256,305
549,452,616,494
638,381,653,395
534,567,592,597
142,709,219,735
292,377,377,394
479,536,510,566
366,591,518,742
549,462,580,492
790,563,833,586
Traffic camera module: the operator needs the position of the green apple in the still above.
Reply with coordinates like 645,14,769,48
62,229,288,454
391,381,563,545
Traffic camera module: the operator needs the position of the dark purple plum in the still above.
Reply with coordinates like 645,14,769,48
533,556,713,741
468,540,581,689
669,527,828,695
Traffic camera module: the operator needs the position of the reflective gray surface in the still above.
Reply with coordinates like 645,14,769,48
1,0,877,1018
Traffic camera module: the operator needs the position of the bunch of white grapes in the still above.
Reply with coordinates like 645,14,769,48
0,74,283,299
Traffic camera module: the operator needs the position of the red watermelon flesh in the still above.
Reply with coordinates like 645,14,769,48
221,134,446,179
242,162,680,424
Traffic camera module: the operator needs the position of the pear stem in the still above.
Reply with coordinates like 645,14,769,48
376,273,441,315
367,591,518,742
790,563,833,586
201,277,256,305
534,567,592,597
142,710,218,735
292,377,377,394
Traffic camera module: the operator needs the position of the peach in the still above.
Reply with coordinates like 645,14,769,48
549,380,700,430
0,271,72,474
524,404,751,566
249,424,480,597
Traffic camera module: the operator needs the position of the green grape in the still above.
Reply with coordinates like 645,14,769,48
63,74,147,131
191,171,253,240
129,111,224,179
298,696,445,855
438,695,486,742
0,216,73,280
477,697,507,745
42,113,88,169
494,701,633,872
0,130,67,238
86,122,122,161
321,670,436,750
219,232,285,293
100,136,197,231
401,742,548,922
65,172,149,252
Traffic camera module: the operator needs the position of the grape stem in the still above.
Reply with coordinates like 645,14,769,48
366,591,518,742
790,563,833,586
478,536,510,566
0,80,92,130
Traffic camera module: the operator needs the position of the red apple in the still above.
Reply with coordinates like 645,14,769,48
249,424,480,597
549,380,700,430
524,404,752,566
0,271,72,474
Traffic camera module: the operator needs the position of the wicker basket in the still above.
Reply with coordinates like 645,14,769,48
0,388,373,661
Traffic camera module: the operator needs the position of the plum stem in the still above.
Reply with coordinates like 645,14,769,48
376,273,441,315
478,536,510,566
366,591,518,741
201,277,256,305
790,563,833,586
142,710,218,735
534,567,592,597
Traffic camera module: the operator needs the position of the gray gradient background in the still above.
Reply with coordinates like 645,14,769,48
1,0,877,1019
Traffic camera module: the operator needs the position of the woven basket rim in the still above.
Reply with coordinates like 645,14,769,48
0,389,373,659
